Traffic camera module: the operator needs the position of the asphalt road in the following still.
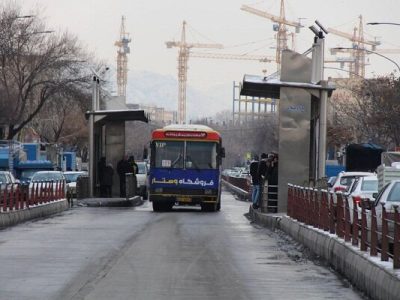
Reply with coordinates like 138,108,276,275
0,189,366,300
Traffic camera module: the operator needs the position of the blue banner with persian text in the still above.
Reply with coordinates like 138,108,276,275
150,168,219,190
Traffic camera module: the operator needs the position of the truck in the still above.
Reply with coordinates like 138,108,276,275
0,141,55,183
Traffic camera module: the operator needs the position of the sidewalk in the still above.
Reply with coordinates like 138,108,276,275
248,205,400,300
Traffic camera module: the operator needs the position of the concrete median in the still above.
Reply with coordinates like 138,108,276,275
250,206,400,300
0,200,69,229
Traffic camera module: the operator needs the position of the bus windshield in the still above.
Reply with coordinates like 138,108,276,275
154,141,217,169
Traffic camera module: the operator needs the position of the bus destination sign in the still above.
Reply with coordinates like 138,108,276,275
164,131,207,138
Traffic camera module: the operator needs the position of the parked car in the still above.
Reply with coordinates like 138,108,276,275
0,170,19,185
366,180,400,242
327,176,336,189
346,175,378,222
29,171,66,195
330,171,375,193
136,161,148,199
0,171,19,195
63,171,88,198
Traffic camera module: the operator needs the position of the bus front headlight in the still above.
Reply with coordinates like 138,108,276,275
204,189,213,195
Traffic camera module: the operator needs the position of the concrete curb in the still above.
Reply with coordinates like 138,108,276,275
77,196,143,207
250,206,400,300
0,200,69,229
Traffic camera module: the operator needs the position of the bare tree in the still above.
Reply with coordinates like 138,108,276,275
0,3,92,140
330,76,400,150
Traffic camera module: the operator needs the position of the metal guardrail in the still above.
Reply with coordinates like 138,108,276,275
222,175,278,212
287,184,400,269
0,181,66,212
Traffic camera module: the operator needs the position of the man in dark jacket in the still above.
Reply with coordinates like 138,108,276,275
97,157,106,197
249,155,260,209
128,155,138,175
256,153,268,208
117,155,131,197
103,163,114,197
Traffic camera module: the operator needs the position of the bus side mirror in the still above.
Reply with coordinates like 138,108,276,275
219,147,225,158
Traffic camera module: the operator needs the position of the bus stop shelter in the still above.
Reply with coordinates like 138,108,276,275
240,49,335,213
85,109,149,197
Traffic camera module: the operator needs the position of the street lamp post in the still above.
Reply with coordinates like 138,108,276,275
332,47,400,74
88,75,98,198
309,20,329,180
88,67,108,197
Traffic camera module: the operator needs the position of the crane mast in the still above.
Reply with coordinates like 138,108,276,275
167,22,273,124
115,16,131,98
276,0,288,66
241,0,303,71
166,21,223,124
178,21,189,125
329,15,380,78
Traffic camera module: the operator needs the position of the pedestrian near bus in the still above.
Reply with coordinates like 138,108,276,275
103,163,114,197
97,156,106,197
249,155,260,209
117,155,131,197
128,155,138,175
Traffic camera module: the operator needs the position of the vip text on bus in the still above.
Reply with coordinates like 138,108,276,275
149,124,225,212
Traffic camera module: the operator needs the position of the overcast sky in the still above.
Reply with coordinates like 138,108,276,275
16,0,400,91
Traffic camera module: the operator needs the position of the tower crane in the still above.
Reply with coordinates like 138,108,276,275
241,0,303,69
166,21,223,124
328,15,380,78
114,16,131,98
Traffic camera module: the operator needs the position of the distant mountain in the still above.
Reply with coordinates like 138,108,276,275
125,70,233,120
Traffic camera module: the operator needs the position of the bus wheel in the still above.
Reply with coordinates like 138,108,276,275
201,203,217,212
152,201,163,212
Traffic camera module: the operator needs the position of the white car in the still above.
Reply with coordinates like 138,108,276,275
0,171,18,185
330,171,375,193
346,175,378,222
366,180,400,242
29,171,66,197
136,161,148,199
63,171,88,197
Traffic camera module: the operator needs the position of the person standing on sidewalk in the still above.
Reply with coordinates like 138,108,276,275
128,155,138,175
257,153,268,209
103,163,114,197
97,157,106,197
117,155,131,197
249,155,260,209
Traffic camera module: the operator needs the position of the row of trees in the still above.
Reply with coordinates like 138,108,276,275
329,76,400,151
0,2,99,155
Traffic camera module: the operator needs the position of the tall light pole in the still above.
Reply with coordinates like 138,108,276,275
309,20,329,180
88,75,98,198
88,67,109,197
332,47,400,74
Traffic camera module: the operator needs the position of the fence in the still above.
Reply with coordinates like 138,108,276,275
0,181,66,212
288,184,400,269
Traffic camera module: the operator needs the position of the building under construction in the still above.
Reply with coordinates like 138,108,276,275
232,82,277,124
